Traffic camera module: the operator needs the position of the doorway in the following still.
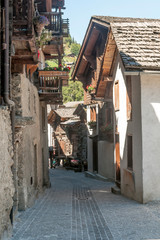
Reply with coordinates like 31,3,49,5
93,138,98,172
115,133,120,187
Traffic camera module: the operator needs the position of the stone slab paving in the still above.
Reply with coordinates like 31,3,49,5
11,168,160,240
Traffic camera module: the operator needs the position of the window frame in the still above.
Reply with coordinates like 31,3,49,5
126,76,132,121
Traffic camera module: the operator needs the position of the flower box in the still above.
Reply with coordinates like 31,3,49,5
88,121,97,129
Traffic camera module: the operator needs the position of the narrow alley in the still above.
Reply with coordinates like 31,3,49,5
11,167,160,240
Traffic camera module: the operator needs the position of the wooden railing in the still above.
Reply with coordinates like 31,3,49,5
13,0,34,37
62,18,69,37
42,12,69,37
38,70,69,96
44,12,62,35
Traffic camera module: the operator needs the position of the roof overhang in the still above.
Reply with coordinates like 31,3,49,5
72,17,110,81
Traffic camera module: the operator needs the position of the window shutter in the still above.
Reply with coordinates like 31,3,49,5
126,76,132,120
114,81,119,111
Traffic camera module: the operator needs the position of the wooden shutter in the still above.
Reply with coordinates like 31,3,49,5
90,107,96,122
114,81,119,111
126,76,132,120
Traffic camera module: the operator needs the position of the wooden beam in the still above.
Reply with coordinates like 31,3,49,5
44,55,59,60
12,58,38,64
103,76,113,82
85,26,100,56
15,50,34,56
84,55,96,69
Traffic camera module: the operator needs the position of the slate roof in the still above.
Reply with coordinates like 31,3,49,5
54,108,76,118
93,16,160,70
64,101,84,108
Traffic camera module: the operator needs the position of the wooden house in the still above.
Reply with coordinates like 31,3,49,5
48,102,87,162
72,16,160,203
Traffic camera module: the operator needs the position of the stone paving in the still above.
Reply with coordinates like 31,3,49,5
11,167,160,240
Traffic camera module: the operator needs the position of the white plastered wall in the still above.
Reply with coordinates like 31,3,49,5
113,53,143,202
141,73,160,202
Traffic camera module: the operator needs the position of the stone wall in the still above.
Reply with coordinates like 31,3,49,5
0,107,14,240
12,71,49,211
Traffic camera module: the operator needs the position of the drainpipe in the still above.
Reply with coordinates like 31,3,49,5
2,0,15,224
3,0,15,140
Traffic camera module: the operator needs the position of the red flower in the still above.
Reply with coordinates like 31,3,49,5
38,50,40,59
54,67,57,70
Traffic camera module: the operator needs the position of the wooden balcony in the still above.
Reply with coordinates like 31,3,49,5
42,12,69,37
13,0,34,38
38,70,69,104
35,0,52,13
42,36,64,58
12,0,38,67
52,0,65,9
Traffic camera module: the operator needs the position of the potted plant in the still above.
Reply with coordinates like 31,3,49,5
42,65,71,72
33,15,49,37
88,121,96,129
36,29,52,47
100,123,113,133
86,85,95,93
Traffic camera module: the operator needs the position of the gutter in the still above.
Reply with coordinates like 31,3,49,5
124,70,160,76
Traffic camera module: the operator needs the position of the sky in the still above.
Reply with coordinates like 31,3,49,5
63,0,160,44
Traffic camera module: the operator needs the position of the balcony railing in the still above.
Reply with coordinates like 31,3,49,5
38,70,69,103
43,12,69,37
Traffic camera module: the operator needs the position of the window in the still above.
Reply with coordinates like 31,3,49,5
114,81,119,111
90,106,96,122
126,76,132,120
127,135,133,170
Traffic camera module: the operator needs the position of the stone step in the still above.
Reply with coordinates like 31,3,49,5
111,185,121,195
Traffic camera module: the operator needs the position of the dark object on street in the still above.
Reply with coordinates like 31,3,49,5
64,156,87,172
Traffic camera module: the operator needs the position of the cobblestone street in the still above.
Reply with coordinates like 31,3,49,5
11,168,160,240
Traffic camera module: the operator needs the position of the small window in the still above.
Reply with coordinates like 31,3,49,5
114,81,119,111
90,106,96,122
126,76,132,120
127,135,133,170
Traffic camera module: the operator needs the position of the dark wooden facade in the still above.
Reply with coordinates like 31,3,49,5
12,0,69,73
48,104,87,161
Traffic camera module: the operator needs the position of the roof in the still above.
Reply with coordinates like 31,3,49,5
60,119,80,126
54,108,76,118
93,16,160,70
64,101,84,108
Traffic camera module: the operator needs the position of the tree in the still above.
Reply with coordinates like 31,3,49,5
71,43,81,56
62,80,84,103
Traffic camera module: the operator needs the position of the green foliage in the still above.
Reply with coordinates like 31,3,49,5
71,43,81,56
62,80,84,103
36,29,52,47
46,60,58,68
64,35,72,46
45,35,83,104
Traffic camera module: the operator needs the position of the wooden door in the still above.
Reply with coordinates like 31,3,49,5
115,134,120,185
